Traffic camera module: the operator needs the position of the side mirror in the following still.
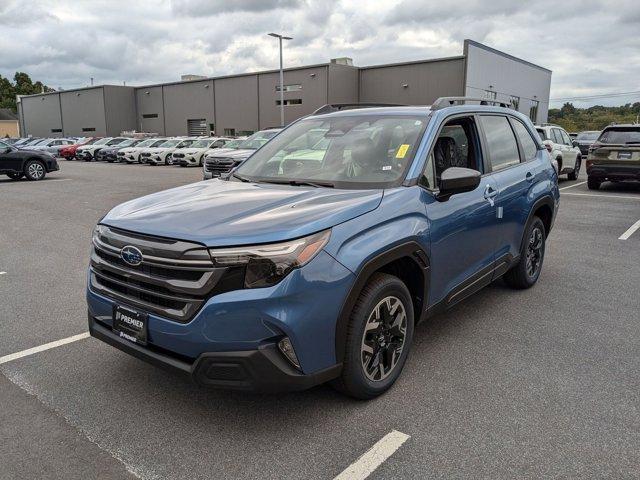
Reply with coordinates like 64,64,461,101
572,140,579,148
437,167,481,201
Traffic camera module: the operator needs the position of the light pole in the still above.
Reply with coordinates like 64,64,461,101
268,32,292,127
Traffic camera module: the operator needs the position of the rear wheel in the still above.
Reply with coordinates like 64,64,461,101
7,172,24,180
24,160,46,181
332,273,414,399
587,177,601,190
568,156,581,180
504,217,546,289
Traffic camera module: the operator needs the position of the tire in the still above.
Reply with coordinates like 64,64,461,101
331,272,414,399
587,177,601,190
567,156,580,180
503,217,546,289
7,172,24,180
24,160,46,181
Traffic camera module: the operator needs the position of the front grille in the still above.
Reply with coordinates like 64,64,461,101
140,152,151,157
204,157,235,175
89,225,244,322
173,153,185,158
117,152,125,157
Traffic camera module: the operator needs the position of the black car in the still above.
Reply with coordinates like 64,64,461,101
0,139,59,181
574,130,601,156
101,138,143,163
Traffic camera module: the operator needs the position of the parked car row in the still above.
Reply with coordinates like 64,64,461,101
534,123,640,189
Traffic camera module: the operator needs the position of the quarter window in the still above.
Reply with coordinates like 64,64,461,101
479,116,521,172
512,120,538,161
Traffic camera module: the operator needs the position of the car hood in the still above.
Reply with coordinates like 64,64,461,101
142,147,170,153
208,149,255,160
101,179,383,246
179,147,208,155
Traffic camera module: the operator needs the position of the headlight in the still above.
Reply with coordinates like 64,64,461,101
209,230,331,288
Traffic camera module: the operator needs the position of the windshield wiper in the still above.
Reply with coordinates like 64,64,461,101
256,178,335,188
231,172,251,182
288,180,335,188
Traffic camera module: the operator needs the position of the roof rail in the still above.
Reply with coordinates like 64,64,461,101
431,96,511,111
311,103,406,115
538,123,560,127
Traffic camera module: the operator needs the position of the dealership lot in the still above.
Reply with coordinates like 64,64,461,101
1,162,639,479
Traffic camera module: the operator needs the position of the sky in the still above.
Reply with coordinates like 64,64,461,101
1,0,639,108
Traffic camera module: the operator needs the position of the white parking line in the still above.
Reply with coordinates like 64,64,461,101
559,181,587,191
619,219,640,240
0,332,90,365
562,192,640,201
334,430,410,480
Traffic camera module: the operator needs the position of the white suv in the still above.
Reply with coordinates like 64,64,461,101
535,124,581,180
171,137,230,167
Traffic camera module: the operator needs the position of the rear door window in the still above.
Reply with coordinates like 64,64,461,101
479,116,521,172
551,129,563,144
512,120,538,161
559,130,572,146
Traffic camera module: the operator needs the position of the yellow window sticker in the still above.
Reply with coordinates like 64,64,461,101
396,144,410,159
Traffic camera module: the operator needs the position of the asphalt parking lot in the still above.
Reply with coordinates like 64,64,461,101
1,161,639,480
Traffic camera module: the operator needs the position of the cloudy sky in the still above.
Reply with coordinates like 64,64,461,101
1,0,639,108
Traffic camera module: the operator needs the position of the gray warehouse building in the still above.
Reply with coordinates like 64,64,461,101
18,40,551,138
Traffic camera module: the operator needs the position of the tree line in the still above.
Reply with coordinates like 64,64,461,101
0,72,55,112
548,102,640,132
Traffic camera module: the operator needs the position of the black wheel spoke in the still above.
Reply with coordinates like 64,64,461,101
360,296,407,382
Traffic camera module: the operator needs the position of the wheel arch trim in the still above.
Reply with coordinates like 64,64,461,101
333,241,430,364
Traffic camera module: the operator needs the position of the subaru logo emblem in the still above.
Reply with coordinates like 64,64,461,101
120,245,143,266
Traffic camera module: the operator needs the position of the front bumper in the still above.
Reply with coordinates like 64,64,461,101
587,163,640,181
89,315,341,392
203,170,213,179
86,249,354,391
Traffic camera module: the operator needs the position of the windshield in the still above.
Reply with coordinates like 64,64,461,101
191,139,213,148
150,139,166,147
238,130,279,150
159,140,180,148
95,138,112,145
117,139,136,147
108,138,127,145
236,115,427,188
598,128,640,144
576,131,600,141
223,139,244,149
82,138,100,145
136,138,157,147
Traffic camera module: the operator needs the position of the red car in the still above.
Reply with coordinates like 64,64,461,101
59,137,102,160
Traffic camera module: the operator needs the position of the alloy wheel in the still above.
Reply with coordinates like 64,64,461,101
525,227,543,278
360,296,407,382
28,162,45,180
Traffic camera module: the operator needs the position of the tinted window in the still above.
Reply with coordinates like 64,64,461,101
598,128,640,144
536,128,547,141
560,130,572,146
576,131,600,141
512,120,538,160
480,116,520,171
551,129,563,144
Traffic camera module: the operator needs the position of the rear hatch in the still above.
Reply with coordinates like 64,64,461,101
588,127,640,165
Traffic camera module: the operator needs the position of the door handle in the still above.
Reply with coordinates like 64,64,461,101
525,172,534,182
483,184,498,206
483,184,498,199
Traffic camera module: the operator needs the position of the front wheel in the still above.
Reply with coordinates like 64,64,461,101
7,172,24,180
567,156,581,180
24,160,46,181
504,217,546,289
332,273,414,399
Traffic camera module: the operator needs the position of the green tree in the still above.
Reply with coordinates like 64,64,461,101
0,72,54,113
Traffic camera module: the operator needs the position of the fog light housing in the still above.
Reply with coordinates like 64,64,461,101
278,337,301,370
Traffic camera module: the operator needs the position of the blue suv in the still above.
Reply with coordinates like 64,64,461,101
87,98,559,399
